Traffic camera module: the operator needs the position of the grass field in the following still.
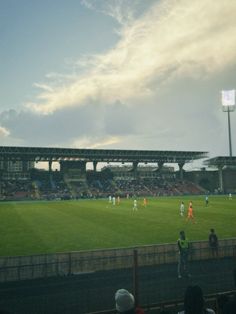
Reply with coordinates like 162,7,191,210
0,195,235,257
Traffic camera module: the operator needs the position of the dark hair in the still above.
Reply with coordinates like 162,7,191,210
184,285,205,314
210,229,214,233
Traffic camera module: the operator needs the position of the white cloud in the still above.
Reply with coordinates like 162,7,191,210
0,126,10,137
33,83,54,92
81,0,138,26
72,135,121,149
26,0,236,115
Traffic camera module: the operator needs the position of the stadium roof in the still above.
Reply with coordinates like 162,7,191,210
0,146,207,164
204,156,236,167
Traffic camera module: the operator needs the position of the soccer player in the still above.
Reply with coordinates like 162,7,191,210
117,196,120,205
112,196,116,206
133,199,138,211
205,195,209,206
108,195,112,204
143,198,147,208
229,193,232,200
186,201,195,223
180,201,185,217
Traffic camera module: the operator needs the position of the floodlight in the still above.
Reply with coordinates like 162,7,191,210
221,90,235,112
221,90,235,157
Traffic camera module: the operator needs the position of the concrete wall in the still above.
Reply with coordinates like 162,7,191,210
0,238,235,282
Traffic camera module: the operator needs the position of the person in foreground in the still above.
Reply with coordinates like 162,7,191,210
220,267,236,314
178,285,215,314
115,289,145,314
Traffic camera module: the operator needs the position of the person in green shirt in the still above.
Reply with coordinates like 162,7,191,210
177,230,190,278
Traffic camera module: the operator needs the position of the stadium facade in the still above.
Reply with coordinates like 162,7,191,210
0,146,236,199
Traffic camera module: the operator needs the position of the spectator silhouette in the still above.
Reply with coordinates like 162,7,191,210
208,229,218,257
115,289,145,314
178,285,215,314
220,268,236,314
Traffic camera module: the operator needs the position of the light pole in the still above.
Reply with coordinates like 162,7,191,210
221,90,235,157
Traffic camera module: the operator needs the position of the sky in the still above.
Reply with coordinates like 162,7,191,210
0,0,236,170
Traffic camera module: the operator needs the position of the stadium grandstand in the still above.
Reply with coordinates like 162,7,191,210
0,146,236,314
0,145,210,200
1,146,236,200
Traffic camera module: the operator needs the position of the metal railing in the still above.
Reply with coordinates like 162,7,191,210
0,240,235,313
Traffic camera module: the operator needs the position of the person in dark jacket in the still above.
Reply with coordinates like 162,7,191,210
208,229,218,257
178,285,215,314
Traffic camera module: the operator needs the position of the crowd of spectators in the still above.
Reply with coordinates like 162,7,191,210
86,177,204,198
0,180,33,200
0,164,208,202
0,170,70,201
0,172,205,201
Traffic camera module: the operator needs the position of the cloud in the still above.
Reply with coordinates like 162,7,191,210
72,135,121,149
0,126,10,137
25,0,236,115
33,83,54,93
0,100,137,148
81,0,141,26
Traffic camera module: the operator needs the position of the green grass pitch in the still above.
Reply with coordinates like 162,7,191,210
0,195,235,257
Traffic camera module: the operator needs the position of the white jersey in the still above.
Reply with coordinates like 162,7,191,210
133,199,137,210
180,203,185,216
112,196,116,205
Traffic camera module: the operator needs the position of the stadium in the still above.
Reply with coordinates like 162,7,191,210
1,1,236,313
0,145,236,313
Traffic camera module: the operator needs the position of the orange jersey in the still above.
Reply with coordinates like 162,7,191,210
188,207,193,217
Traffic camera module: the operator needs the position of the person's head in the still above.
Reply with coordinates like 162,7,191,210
210,228,215,233
115,289,135,313
180,230,185,240
184,285,204,314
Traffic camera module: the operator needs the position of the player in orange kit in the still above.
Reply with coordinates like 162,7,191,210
186,201,195,223
143,198,147,208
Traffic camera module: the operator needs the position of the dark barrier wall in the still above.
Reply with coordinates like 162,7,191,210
0,238,235,282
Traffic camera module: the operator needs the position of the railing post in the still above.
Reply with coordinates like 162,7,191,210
133,249,139,307
233,245,236,262
31,255,34,279
68,252,72,275
56,255,59,276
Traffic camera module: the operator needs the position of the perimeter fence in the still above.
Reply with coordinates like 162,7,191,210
0,239,235,313
0,238,236,283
